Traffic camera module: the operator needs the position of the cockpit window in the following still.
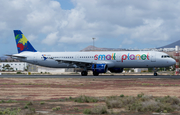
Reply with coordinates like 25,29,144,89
161,55,170,58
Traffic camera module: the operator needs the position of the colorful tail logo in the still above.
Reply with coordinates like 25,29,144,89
14,30,37,53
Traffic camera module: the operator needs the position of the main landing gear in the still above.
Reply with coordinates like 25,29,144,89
81,71,88,76
81,71,100,76
93,71,99,76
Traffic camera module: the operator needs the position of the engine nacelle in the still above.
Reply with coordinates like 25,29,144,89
92,64,108,73
108,68,124,73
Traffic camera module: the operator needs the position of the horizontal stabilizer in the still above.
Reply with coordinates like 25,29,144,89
6,54,26,58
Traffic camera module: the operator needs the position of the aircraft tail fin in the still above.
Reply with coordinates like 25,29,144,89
14,30,37,53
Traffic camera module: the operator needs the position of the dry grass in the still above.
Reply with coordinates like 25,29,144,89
1,78,180,101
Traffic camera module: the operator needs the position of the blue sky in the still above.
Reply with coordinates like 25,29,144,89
56,0,74,10
0,0,180,56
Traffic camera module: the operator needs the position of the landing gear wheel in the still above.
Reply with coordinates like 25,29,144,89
81,71,88,76
153,67,158,76
93,72,99,76
154,72,158,76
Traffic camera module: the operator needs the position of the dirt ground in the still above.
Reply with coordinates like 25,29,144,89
0,77,180,114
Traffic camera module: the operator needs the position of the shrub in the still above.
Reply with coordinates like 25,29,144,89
29,108,36,113
139,99,175,112
141,95,153,102
107,95,119,100
164,110,167,113
83,108,91,114
16,72,22,74
96,97,106,102
156,96,180,105
24,105,28,109
69,96,72,99
121,96,136,105
27,101,33,105
83,106,107,114
106,95,137,109
140,100,159,112
74,95,98,103
6,99,12,103
90,106,108,114
52,106,61,111
6,99,17,103
105,94,180,113
40,101,45,105
74,107,79,111
1,100,5,103
0,99,17,103
120,94,124,97
0,108,21,115
127,102,142,111
160,103,174,112
137,93,144,98
106,99,123,109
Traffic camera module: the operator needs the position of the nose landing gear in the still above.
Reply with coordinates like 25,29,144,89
153,68,158,76
154,72,158,76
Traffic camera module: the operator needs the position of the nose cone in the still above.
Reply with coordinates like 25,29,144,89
170,58,176,65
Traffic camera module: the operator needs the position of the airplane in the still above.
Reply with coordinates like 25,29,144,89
9,30,176,76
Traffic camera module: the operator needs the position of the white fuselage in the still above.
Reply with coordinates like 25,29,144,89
12,51,176,69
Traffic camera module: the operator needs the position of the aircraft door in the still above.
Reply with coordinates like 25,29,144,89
76,55,79,60
151,52,156,62
33,54,37,64
33,54,38,64
116,53,121,62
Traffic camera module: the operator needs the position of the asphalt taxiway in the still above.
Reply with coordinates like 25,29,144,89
0,75,180,79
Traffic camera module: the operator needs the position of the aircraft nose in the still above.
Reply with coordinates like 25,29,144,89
171,58,176,65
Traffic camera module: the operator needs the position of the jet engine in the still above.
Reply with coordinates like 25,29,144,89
92,64,108,73
108,68,124,73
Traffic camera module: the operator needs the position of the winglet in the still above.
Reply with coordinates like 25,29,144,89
14,30,37,53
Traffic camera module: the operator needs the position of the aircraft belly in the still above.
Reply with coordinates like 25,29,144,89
115,60,152,68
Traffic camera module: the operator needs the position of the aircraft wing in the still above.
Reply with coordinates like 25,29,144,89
54,58,104,68
55,58,94,64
